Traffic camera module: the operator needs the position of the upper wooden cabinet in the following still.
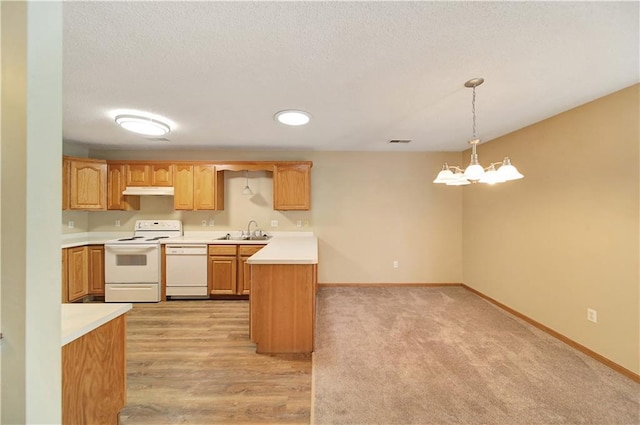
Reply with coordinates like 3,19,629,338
63,159,312,211
126,163,173,186
107,163,140,211
64,157,107,210
195,165,224,210
174,164,225,211
173,164,194,210
273,164,311,210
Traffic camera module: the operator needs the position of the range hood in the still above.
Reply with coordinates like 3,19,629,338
122,186,175,196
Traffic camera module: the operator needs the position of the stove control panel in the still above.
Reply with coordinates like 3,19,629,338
134,220,183,232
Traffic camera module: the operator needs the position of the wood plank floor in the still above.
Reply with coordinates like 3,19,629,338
119,300,312,425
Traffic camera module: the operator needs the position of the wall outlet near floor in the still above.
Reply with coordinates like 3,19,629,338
201,220,207,227
271,220,279,227
115,220,121,227
393,260,399,269
587,308,597,323
67,221,74,229
209,218,215,227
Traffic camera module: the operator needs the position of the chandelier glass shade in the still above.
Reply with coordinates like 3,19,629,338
434,78,523,186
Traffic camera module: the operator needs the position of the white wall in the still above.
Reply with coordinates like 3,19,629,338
1,2,62,423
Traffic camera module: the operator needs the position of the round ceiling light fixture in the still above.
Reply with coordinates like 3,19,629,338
274,109,311,126
115,114,171,136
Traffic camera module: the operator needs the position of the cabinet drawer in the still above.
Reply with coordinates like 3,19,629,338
208,245,237,256
238,245,265,256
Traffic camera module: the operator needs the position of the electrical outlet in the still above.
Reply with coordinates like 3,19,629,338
115,220,121,227
296,220,302,228
587,308,597,323
393,260,399,269
271,220,279,227
68,221,74,228
201,220,207,227
209,219,215,227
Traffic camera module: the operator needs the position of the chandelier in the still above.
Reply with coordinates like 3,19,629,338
433,78,523,186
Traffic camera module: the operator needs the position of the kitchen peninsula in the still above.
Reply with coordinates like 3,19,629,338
62,302,132,425
248,236,318,354
61,232,319,355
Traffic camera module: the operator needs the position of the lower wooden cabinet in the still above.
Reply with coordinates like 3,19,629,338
63,245,105,303
209,245,238,295
62,249,69,303
208,244,265,297
67,246,89,302
88,245,105,296
238,245,264,295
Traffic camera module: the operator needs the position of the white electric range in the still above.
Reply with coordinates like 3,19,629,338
104,220,182,302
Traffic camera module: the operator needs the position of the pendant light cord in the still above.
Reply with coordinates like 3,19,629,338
472,86,477,139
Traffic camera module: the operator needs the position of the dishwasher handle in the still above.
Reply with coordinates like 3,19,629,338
165,245,208,255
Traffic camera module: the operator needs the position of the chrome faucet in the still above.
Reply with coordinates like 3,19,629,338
247,220,258,240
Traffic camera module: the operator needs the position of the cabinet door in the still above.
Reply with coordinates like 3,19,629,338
126,164,150,186
209,256,237,295
62,249,68,303
151,163,173,186
62,159,70,210
194,165,224,210
273,164,311,210
237,245,264,295
173,164,194,210
237,257,252,295
68,246,89,302
107,163,140,210
69,159,107,210
88,245,105,296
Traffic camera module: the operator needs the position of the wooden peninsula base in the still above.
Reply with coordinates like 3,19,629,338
62,315,126,425
250,263,317,354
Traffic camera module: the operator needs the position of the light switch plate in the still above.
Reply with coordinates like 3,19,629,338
271,220,278,227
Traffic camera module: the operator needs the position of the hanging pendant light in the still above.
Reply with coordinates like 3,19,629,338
433,78,523,186
241,170,253,196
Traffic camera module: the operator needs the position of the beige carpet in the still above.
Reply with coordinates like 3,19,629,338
312,287,640,425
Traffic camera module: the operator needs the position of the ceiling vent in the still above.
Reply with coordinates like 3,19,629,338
388,139,412,144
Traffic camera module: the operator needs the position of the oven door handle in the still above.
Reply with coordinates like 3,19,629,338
105,245,157,255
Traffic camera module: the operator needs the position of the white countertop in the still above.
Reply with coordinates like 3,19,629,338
248,236,318,265
61,231,318,264
61,303,132,346
62,232,131,248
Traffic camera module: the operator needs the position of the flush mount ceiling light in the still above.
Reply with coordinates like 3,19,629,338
433,78,524,186
115,114,171,136
274,110,311,126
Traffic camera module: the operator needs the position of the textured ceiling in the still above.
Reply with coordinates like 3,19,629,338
63,2,639,152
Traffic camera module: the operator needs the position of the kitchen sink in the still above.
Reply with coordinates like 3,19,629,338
216,234,271,241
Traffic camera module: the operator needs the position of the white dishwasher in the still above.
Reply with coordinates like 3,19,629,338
165,245,209,299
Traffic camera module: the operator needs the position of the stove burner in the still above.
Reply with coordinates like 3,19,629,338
147,236,170,241
117,236,145,241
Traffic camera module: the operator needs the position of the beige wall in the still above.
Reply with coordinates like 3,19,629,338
88,149,464,284
462,84,639,374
